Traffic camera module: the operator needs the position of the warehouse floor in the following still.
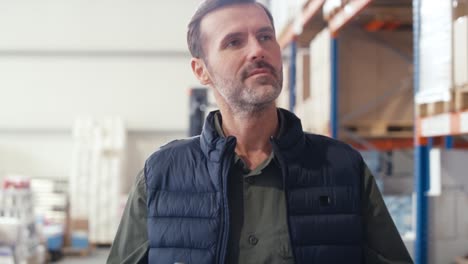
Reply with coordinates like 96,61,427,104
55,248,110,264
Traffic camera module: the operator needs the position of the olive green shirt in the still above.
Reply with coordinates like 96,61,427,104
107,114,413,264
226,152,293,264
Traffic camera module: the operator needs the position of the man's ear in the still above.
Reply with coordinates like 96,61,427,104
191,58,211,85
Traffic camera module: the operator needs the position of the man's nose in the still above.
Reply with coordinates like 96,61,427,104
248,39,266,61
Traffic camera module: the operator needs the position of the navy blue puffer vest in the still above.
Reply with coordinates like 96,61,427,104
145,109,364,264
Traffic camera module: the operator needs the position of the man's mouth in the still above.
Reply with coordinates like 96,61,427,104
247,68,273,78
242,61,278,81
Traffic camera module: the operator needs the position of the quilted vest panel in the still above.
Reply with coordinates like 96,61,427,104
283,134,363,264
145,138,225,264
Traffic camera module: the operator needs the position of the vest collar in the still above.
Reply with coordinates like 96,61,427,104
272,108,307,162
200,108,306,163
200,111,235,163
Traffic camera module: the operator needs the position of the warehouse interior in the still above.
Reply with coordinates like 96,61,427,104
0,0,467,263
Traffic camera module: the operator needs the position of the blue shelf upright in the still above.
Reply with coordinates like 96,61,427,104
413,0,429,262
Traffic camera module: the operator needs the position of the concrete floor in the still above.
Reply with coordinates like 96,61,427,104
55,248,110,264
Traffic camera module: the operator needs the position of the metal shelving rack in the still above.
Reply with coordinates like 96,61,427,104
413,0,468,263
275,1,458,263
279,0,416,150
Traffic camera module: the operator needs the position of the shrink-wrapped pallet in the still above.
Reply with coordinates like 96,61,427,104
306,28,331,136
416,0,453,104
69,120,94,220
269,0,308,35
69,118,126,244
88,118,126,244
0,177,41,262
454,16,468,87
276,63,290,110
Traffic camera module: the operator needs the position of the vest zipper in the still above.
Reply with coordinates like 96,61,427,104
217,137,236,264
271,137,298,263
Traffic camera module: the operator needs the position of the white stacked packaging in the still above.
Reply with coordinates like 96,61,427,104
306,28,331,136
269,0,308,35
70,119,95,221
30,178,68,225
454,16,468,88
416,0,453,104
276,63,290,110
88,118,126,244
294,49,310,131
322,0,343,21
0,177,44,264
70,118,126,244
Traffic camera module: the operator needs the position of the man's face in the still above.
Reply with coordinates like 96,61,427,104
195,4,283,113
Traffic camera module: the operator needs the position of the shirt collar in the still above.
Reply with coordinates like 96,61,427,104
213,109,286,139
213,111,282,175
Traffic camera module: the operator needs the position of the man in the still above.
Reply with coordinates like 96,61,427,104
107,0,413,263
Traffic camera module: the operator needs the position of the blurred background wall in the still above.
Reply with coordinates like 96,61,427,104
0,0,200,190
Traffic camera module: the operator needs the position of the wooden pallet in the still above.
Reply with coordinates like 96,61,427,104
417,85,468,118
91,242,112,248
342,121,413,138
417,100,454,118
62,246,92,257
454,84,468,112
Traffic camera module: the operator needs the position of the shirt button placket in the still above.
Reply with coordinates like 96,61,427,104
245,177,255,184
248,235,259,246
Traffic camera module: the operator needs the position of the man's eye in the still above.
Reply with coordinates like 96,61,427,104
227,39,241,47
259,35,272,42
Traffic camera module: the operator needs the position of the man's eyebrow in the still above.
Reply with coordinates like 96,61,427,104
257,26,275,34
220,32,245,44
219,27,275,46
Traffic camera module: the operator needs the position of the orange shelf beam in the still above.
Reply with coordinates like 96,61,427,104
328,0,373,36
278,0,326,48
350,137,468,150
350,138,415,151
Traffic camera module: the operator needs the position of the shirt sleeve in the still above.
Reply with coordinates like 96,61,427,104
107,170,149,264
362,163,414,264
